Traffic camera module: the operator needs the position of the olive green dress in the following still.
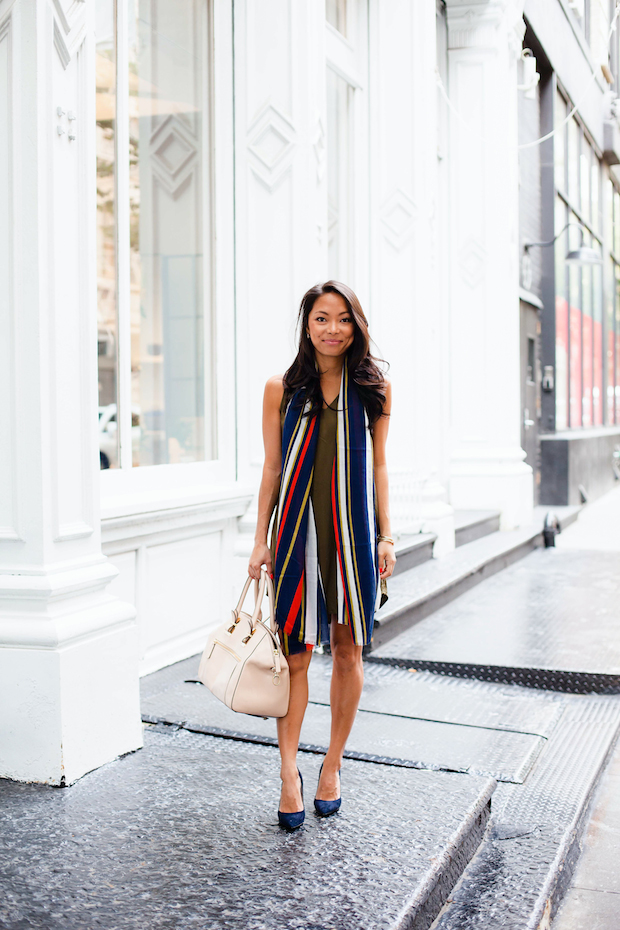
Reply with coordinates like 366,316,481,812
270,392,387,641
270,394,339,617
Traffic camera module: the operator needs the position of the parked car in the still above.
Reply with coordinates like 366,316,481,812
99,404,141,469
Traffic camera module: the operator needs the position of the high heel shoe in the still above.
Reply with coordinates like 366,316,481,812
278,769,305,830
314,762,341,817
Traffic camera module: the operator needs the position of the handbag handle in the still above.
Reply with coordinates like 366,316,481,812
233,570,276,633
248,569,277,633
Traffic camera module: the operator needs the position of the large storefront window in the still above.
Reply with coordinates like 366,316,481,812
95,1,212,470
96,2,118,468
553,91,604,429
327,68,351,280
607,181,620,423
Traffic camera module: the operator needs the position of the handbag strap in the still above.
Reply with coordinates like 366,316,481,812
233,575,262,620
234,570,280,641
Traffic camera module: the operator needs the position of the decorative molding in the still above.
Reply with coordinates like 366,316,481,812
313,114,326,182
247,102,296,192
51,0,86,71
0,13,21,542
149,115,199,197
380,189,417,251
54,521,94,542
459,236,487,287
444,0,511,49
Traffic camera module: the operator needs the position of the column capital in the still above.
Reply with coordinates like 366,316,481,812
445,0,524,51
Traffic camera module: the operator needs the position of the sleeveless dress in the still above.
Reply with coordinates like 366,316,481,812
270,390,387,656
270,394,339,639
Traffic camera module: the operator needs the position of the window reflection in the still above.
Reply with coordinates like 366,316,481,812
96,2,118,469
326,0,347,36
128,0,208,466
327,67,351,281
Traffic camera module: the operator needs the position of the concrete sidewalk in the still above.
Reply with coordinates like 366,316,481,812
549,485,620,930
2,487,620,929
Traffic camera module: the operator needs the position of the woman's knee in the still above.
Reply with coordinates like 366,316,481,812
331,642,363,672
287,652,312,677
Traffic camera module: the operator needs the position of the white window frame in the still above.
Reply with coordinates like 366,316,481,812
99,0,238,508
325,0,369,302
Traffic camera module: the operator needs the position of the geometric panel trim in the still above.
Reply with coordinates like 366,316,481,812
459,236,487,288
380,188,417,251
313,113,326,183
149,115,198,197
247,101,296,192
52,0,86,71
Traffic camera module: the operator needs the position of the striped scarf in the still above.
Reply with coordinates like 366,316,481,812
274,365,379,649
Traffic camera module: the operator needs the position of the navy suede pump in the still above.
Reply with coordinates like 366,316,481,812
314,762,341,817
278,769,305,830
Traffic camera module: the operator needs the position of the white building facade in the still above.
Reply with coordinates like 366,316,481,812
1,0,536,784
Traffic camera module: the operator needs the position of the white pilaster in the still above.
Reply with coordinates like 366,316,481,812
369,0,455,554
0,0,141,784
233,0,326,570
445,0,533,529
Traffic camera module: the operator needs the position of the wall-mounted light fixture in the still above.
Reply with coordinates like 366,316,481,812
517,49,540,100
521,221,602,290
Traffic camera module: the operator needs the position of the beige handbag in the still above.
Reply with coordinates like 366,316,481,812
198,568,290,718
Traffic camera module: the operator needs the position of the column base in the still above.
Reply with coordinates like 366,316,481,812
391,471,455,556
0,562,142,785
450,449,534,530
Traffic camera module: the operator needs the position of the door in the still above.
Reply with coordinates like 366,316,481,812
520,301,541,501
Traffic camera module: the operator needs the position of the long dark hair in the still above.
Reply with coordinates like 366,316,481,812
283,281,387,426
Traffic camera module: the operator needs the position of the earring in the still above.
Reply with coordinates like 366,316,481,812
306,332,310,338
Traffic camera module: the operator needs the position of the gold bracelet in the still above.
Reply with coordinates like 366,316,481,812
377,535,394,545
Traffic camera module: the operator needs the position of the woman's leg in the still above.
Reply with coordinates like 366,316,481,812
317,618,364,800
277,649,313,812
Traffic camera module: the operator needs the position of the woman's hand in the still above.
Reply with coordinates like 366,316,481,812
249,542,272,581
378,540,396,580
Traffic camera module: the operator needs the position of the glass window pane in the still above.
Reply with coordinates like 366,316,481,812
581,241,592,428
96,2,119,470
555,196,569,430
568,218,582,427
593,255,603,426
326,0,347,36
568,117,580,209
579,145,590,224
327,67,351,281
554,92,566,195
128,0,210,467
606,260,615,425
590,153,600,233
616,265,620,423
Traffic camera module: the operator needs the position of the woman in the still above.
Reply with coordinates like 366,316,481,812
248,281,395,830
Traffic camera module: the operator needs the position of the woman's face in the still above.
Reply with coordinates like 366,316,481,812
306,293,355,362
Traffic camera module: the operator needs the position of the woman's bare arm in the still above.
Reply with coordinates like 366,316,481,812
248,376,285,579
373,380,396,579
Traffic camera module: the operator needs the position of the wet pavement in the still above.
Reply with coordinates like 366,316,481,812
373,548,620,677
0,725,493,930
142,655,560,783
3,488,620,929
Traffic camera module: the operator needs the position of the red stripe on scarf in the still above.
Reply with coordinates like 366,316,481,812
284,572,305,635
275,415,317,554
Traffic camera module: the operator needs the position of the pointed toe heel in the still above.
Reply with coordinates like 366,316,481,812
314,763,341,818
278,769,305,831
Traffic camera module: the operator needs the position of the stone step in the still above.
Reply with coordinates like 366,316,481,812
373,506,582,653
371,547,620,694
454,510,500,547
433,695,620,930
141,655,559,784
0,723,495,930
393,531,436,575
